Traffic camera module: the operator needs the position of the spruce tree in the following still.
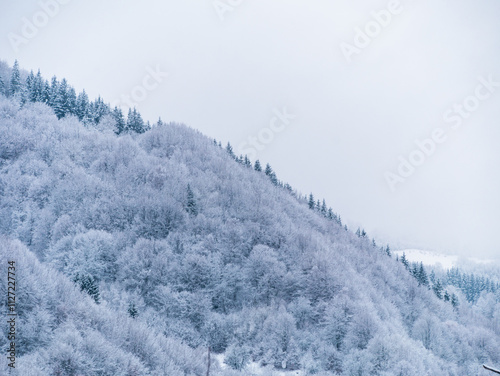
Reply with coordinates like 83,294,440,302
112,106,126,134
0,74,5,96
400,252,409,269
226,142,235,158
128,303,138,318
76,90,90,123
308,194,315,210
443,290,450,302
254,160,262,172
244,155,252,168
186,184,198,216
264,164,278,185
451,294,459,310
21,70,34,105
321,199,327,215
126,108,146,133
9,60,22,97
432,280,443,299
74,274,100,304
33,70,44,102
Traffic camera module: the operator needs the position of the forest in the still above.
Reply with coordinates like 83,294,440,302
0,60,499,375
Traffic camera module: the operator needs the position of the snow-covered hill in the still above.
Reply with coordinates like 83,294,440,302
395,249,496,269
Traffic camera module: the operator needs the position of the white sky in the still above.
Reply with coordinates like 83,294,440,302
1,0,500,259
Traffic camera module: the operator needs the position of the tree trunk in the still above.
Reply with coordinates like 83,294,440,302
206,346,211,376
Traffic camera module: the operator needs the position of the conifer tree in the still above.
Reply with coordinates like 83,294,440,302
254,160,262,172
126,108,146,133
186,184,198,216
226,142,235,158
308,194,315,210
443,290,450,302
74,274,100,304
244,155,252,168
321,199,327,215
112,106,126,134
433,279,443,299
76,90,90,123
401,252,409,269
21,70,34,104
9,60,22,96
128,303,138,318
264,163,278,185
0,74,5,96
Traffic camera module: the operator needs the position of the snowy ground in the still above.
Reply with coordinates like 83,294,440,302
395,249,496,269
212,354,303,376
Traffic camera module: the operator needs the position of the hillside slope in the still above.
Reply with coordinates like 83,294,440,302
0,96,498,375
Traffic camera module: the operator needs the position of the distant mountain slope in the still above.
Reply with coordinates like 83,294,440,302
0,93,499,375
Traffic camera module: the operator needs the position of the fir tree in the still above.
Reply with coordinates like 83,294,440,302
254,160,262,172
308,194,315,210
112,106,126,134
401,252,409,269
321,199,327,215
74,274,100,304
128,303,138,318
264,164,278,185
226,142,235,159
443,290,450,302
9,60,22,97
0,74,5,96
76,90,90,123
244,155,252,168
186,184,198,216
451,293,459,310
126,108,146,133
385,245,391,257
432,279,443,299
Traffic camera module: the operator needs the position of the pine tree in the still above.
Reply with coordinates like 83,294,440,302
0,74,5,96
244,155,252,168
327,208,334,220
401,252,409,269
264,164,278,185
308,194,315,210
48,76,59,108
33,70,44,102
66,86,77,116
418,263,429,287
21,70,34,105
128,303,138,318
9,60,22,97
74,274,100,304
53,78,68,119
76,90,90,123
254,160,262,172
432,279,443,299
126,108,146,133
186,184,198,216
321,199,327,215
385,245,391,257
356,228,361,237
111,106,126,134
226,142,235,158
443,290,450,302
451,293,459,310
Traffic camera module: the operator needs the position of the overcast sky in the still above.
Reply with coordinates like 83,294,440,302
2,0,500,259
